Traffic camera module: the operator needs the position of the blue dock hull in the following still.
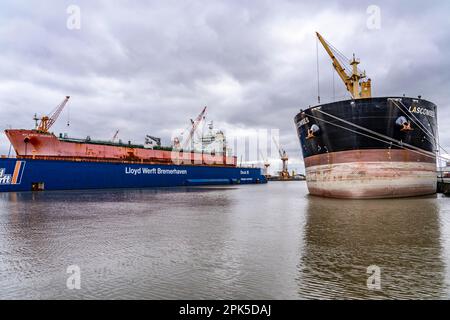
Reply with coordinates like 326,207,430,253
0,158,266,192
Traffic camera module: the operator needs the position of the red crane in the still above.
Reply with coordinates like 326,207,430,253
34,96,70,133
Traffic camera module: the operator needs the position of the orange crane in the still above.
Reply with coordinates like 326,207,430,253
272,137,289,179
316,32,371,99
34,96,70,133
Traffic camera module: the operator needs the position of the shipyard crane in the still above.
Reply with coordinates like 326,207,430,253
111,129,120,142
258,149,271,177
316,32,371,99
272,137,289,179
145,135,161,147
181,106,207,151
34,96,70,133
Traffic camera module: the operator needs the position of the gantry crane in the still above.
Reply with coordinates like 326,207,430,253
34,96,70,133
272,137,289,179
316,32,371,99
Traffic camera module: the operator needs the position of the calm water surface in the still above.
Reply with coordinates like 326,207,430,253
0,182,449,299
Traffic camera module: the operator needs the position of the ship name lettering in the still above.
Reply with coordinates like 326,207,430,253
408,106,435,118
297,117,310,127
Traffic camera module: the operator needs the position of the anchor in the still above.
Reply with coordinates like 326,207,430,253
401,121,413,131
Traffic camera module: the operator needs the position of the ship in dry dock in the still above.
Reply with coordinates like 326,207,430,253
1,100,266,192
294,33,438,199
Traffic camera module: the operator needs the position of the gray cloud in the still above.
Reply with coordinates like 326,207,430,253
1,0,449,173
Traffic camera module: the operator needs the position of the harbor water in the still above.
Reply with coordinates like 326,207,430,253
0,182,449,299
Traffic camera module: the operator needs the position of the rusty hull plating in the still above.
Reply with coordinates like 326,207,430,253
5,129,237,167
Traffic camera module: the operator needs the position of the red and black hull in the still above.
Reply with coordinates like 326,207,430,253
294,97,437,199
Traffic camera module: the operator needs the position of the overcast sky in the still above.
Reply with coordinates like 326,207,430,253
1,0,449,173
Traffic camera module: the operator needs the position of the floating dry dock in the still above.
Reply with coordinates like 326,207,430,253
0,100,266,192
0,157,266,192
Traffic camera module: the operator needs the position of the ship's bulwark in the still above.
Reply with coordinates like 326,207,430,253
294,97,438,199
0,158,266,192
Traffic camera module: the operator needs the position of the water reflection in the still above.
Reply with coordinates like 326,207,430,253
0,183,449,299
299,195,447,299
0,188,238,299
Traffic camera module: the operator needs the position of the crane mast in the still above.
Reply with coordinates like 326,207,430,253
35,96,71,133
258,149,271,177
316,32,371,99
182,106,207,151
111,129,120,142
272,137,289,179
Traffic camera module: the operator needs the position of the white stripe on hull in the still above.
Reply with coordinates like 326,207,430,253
306,162,436,199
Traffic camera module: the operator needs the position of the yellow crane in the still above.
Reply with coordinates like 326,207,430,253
316,32,371,99
272,137,289,179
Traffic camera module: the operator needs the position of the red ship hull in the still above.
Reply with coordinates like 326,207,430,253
5,129,237,166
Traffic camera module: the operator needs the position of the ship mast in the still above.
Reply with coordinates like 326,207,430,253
316,32,371,99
